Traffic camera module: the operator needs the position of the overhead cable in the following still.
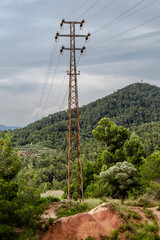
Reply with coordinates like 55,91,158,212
60,88,69,111
66,0,90,20
43,53,61,110
90,14,160,46
97,0,160,31
77,0,101,20
92,0,147,34
54,70,67,108
86,0,117,21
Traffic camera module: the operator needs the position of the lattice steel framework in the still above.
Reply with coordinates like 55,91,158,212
55,20,90,201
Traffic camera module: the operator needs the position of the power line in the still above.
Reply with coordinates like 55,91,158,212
54,69,67,108
90,14,160,47
35,42,57,121
37,43,57,109
77,53,82,66
86,0,117,21
77,0,101,20
60,87,69,111
66,0,90,20
92,0,147,34
43,53,61,110
96,0,160,31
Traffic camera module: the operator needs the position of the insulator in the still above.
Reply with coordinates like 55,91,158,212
60,46,65,55
60,19,65,28
80,19,85,28
85,33,91,41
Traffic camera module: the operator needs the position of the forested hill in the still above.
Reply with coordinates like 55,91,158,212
13,83,160,149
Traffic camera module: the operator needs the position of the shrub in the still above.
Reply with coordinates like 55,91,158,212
44,223,49,231
127,210,141,220
144,222,159,234
143,208,154,219
49,218,54,225
57,202,89,218
100,161,139,201
36,196,60,204
110,228,119,240
85,236,96,240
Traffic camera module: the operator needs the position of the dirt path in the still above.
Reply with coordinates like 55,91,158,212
150,207,160,222
127,205,160,236
150,206,160,235
41,203,61,221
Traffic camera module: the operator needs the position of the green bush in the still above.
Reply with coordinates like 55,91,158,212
57,202,88,217
120,223,127,232
143,208,154,219
49,218,54,225
127,210,141,220
144,222,159,234
110,228,119,240
85,236,96,240
132,232,160,240
36,196,60,204
44,223,49,231
17,229,35,240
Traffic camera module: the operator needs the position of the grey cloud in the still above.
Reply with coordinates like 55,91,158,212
0,0,160,126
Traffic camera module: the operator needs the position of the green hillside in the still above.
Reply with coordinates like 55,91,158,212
133,121,160,156
13,83,160,149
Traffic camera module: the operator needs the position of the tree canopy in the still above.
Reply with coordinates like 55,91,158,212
11,83,160,149
100,161,139,200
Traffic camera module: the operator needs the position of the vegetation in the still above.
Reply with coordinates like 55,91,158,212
100,161,139,201
57,202,88,217
140,151,160,199
1,83,160,239
0,132,59,240
12,83,160,149
133,121,160,156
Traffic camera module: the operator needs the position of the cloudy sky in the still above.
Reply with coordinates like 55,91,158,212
0,0,160,127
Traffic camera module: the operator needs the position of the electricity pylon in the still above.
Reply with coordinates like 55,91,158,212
55,20,90,202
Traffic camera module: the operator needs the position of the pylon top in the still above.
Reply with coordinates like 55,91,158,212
60,19,85,28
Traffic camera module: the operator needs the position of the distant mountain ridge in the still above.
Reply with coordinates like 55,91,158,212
0,124,20,131
13,83,160,149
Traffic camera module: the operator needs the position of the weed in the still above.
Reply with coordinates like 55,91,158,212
44,222,49,231
127,210,141,220
143,208,154,219
120,223,127,232
109,228,119,240
57,202,89,217
48,218,55,225
143,222,159,234
132,232,160,240
137,196,157,208
85,236,96,240
84,198,103,209
36,196,60,204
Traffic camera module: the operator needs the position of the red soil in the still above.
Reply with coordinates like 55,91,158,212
42,203,121,240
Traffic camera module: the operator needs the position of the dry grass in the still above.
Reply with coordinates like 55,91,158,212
41,190,64,199
83,198,104,209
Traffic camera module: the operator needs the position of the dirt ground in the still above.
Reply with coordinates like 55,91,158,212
41,203,160,240
41,203,60,221
41,203,121,240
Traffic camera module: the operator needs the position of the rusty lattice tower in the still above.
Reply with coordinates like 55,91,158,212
55,20,90,201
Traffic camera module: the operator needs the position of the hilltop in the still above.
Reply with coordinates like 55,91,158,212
13,83,160,149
